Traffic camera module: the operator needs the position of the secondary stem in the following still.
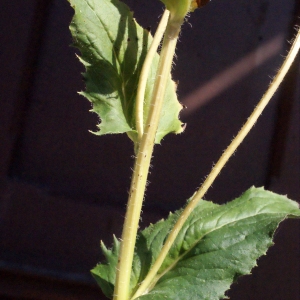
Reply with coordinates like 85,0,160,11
132,28,300,299
135,10,170,141
113,12,183,300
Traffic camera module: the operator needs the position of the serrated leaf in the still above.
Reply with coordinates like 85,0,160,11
91,210,184,299
135,187,300,299
91,187,300,299
68,0,183,145
91,236,120,298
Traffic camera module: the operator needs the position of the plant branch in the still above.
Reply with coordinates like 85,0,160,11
136,10,170,141
132,27,300,299
113,11,183,300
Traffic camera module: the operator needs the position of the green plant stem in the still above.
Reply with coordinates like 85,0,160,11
132,28,300,299
113,12,183,300
136,10,170,141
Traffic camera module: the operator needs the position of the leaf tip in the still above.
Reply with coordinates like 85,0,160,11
100,240,108,252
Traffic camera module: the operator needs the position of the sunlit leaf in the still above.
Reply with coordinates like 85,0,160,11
68,0,183,145
91,187,300,299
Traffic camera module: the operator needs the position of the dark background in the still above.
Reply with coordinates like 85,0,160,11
0,0,299,299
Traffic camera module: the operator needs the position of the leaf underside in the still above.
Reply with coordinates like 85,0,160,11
68,0,183,145
91,187,300,299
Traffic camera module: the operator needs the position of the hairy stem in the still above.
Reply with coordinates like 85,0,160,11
113,12,183,300
136,10,170,141
132,28,300,299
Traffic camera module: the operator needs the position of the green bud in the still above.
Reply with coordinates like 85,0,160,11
159,0,190,23
160,0,211,23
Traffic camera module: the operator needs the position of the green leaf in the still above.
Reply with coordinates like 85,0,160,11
91,187,300,299
68,0,183,145
135,187,300,299
91,235,120,299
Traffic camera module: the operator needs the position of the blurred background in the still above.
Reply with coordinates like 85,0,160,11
0,0,299,299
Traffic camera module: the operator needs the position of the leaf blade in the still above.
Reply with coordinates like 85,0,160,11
91,187,300,299
68,0,183,144
136,187,300,299
91,236,120,299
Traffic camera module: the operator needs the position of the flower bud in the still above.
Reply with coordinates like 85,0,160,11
160,0,211,23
